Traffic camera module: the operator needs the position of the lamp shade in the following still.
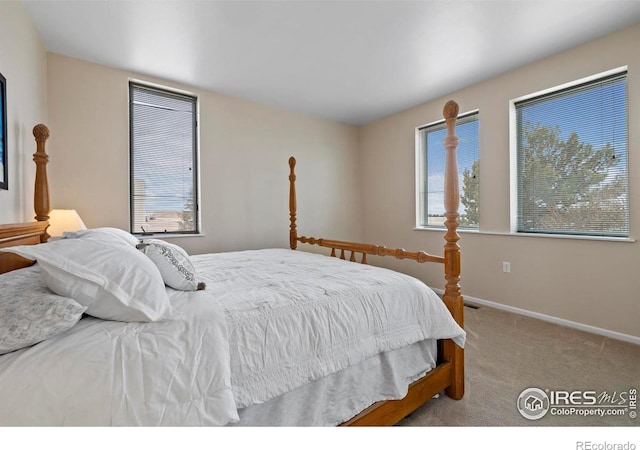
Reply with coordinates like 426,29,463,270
48,209,87,237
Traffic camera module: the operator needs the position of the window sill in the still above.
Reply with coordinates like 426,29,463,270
414,227,635,243
414,227,479,234
134,233,206,239
483,231,635,243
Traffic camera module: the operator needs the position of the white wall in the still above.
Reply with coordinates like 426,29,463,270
359,23,640,339
46,54,362,255
0,2,47,223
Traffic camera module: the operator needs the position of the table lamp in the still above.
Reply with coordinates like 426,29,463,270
47,209,87,238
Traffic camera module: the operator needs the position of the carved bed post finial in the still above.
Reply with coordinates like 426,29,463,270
441,100,464,399
443,100,459,122
289,157,298,250
33,124,51,242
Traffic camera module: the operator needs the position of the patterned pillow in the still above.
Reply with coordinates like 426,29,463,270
0,265,86,355
137,240,203,291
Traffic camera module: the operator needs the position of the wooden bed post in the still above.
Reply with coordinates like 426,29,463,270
288,99,465,422
289,156,298,250
33,124,50,242
0,124,50,273
441,100,464,399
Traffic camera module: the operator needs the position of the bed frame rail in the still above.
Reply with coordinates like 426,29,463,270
296,235,445,265
288,100,465,425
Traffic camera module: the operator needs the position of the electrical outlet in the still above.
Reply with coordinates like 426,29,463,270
502,262,511,273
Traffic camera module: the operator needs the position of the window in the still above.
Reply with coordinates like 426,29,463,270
416,111,479,229
129,82,199,235
514,70,628,237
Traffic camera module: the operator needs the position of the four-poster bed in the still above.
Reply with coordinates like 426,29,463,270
0,100,465,426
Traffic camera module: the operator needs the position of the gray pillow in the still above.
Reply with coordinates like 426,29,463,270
137,239,204,291
0,265,86,355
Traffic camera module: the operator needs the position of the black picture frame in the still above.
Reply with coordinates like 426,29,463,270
0,72,7,190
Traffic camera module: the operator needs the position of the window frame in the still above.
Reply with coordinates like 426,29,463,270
415,109,480,231
129,81,200,236
509,67,629,238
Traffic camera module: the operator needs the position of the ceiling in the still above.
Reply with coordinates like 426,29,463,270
24,0,640,125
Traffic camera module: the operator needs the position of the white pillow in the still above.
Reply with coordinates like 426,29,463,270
137,239,200,291
4,238,171,322
63,227,139,247
0,265,86,355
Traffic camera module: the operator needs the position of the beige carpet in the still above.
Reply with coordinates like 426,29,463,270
398,305,640,426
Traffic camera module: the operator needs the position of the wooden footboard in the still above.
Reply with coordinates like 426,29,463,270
289,100,465,425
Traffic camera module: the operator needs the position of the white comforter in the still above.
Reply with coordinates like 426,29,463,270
0,287,238,426
191,249,466,409
0,248,465,426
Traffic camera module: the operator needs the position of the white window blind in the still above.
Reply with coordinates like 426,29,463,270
515,71,628,237
130,83,198,234
417,112,479,229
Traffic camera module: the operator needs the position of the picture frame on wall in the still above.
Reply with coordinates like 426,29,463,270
0,72,7,190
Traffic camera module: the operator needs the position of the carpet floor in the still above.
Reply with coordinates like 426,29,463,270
398,305,640,426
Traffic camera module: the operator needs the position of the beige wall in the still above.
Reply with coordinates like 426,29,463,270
8,9,637,338
0,2,47,223
359,23,640,339
46,54,362,255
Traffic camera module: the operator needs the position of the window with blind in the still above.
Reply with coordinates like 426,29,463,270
416,111,479,229
515,70,628,237
129,83,199,235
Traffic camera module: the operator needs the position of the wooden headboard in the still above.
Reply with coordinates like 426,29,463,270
0,124,51,274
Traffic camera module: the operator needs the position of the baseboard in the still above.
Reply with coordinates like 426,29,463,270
432,288,640,346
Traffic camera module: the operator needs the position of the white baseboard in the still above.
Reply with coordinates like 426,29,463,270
432,288,640,346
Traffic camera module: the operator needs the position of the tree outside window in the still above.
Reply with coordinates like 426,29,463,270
515,71,628,237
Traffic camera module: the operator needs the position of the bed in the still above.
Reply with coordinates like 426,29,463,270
0,101,465,426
